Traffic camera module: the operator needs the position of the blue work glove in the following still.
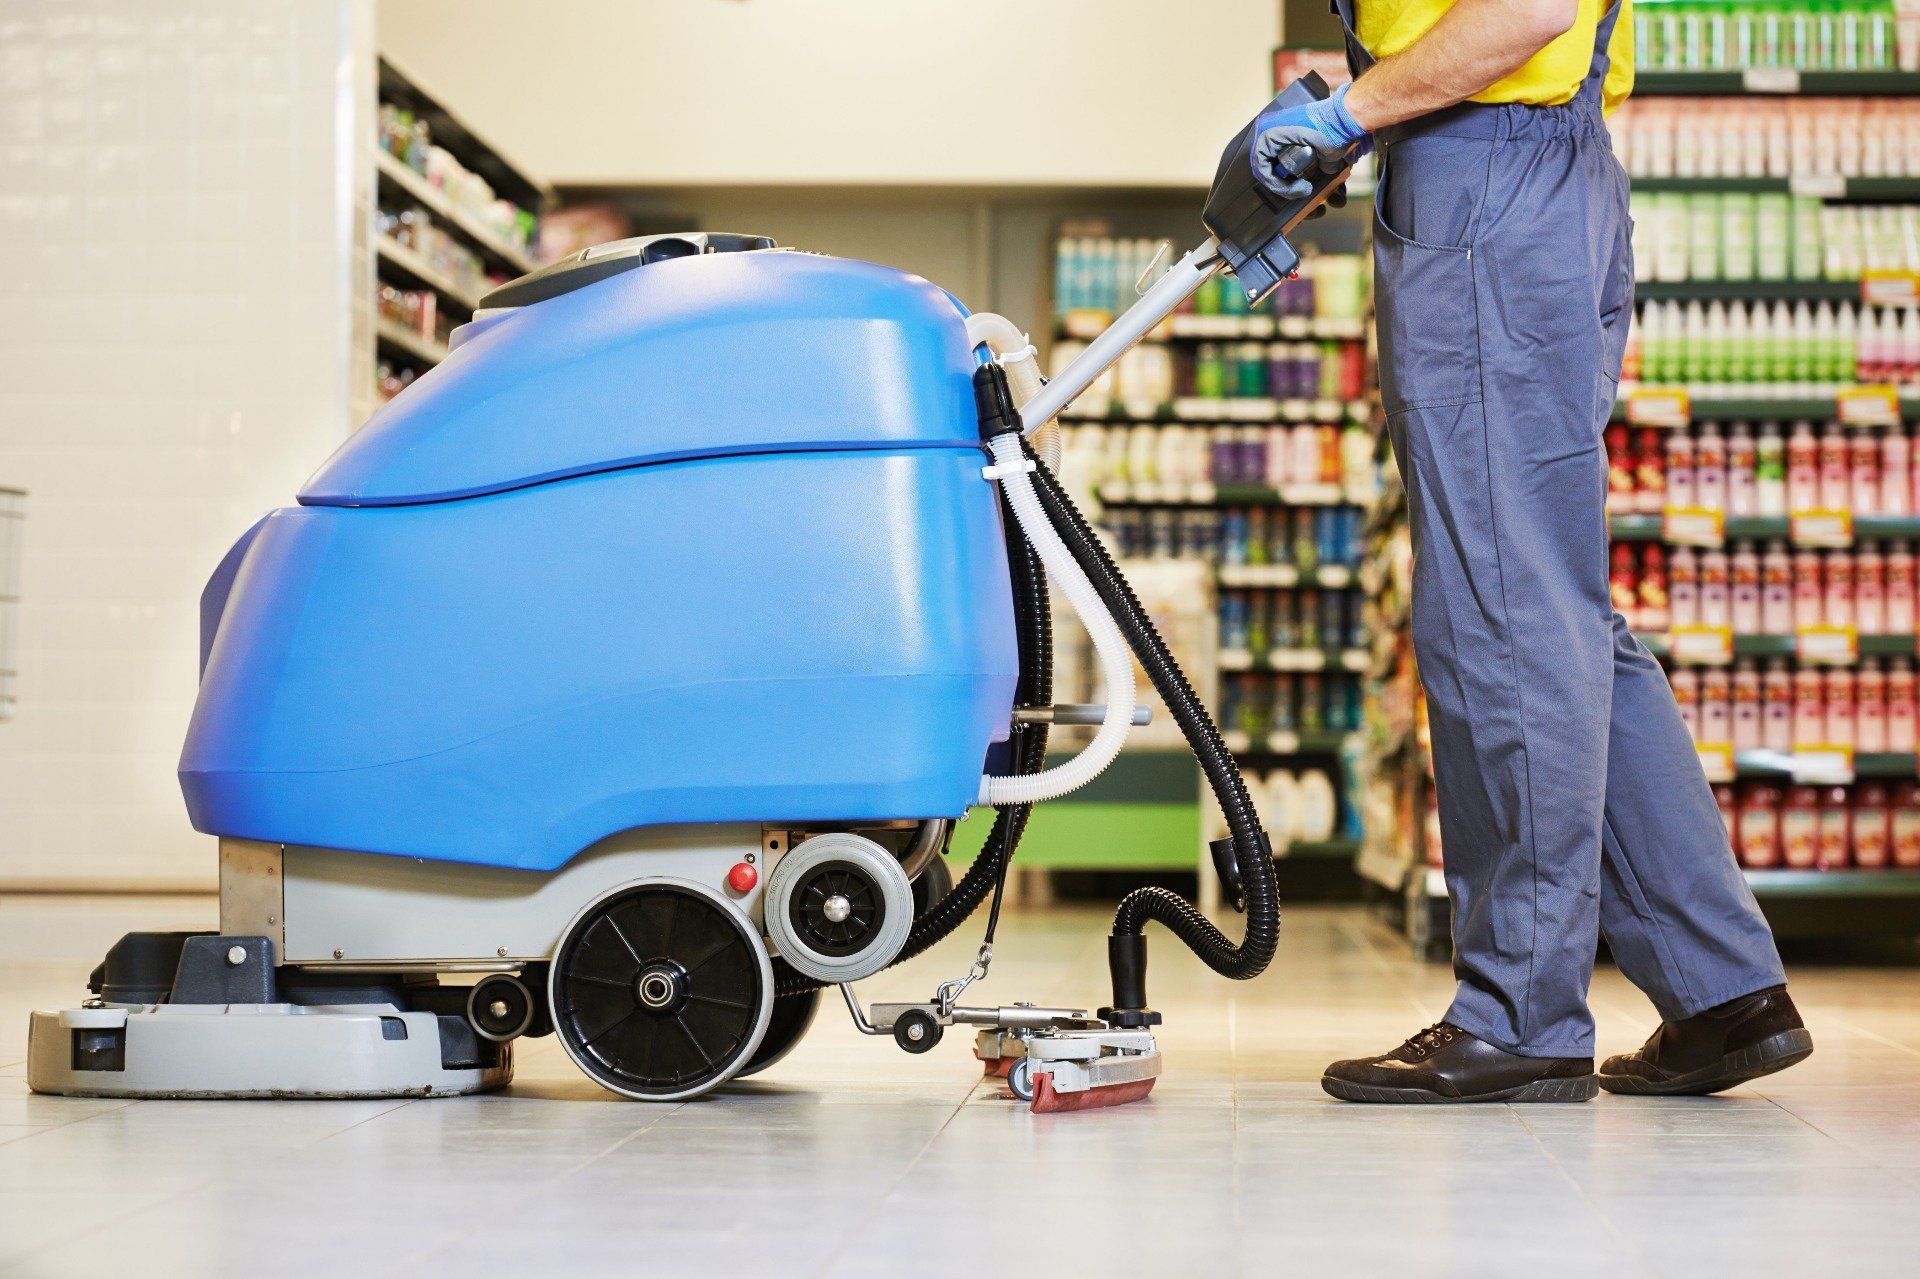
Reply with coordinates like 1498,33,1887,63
1252,81,1371,200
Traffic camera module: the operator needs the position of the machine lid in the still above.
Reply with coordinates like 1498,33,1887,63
479,231,778,310
301,249,978,507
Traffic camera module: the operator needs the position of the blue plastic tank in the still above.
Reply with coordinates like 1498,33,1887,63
181,241,1019,871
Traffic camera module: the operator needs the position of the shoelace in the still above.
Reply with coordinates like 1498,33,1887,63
1405,1021,1460,1056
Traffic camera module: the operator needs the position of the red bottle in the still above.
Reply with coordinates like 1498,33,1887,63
1781,785,1821,868
1738,783,1783,868
1610,544,1641,626
1893,782,1920,868
1853,783,1892,869
1817,785,1852,869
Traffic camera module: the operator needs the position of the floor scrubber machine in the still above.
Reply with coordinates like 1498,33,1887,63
29,82,1350,1111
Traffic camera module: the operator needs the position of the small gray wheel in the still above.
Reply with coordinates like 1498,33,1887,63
1007,1057,1036,1103
764,833,913,984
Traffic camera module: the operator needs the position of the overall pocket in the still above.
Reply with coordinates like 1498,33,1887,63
1371,142,1486,414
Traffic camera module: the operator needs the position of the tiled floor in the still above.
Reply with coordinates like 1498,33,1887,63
3,901,1917,1277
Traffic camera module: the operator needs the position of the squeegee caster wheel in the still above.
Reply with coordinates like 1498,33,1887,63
1007,1057,1036,1104
892,1008,943,1054
549,879,773,1101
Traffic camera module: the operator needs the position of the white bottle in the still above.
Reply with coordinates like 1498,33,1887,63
1884,427,1912,515
1700,548,1732,628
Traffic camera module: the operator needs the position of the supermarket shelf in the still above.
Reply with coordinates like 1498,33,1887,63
375,319,448,367
1745,868,1920,896
1610,513,1920,541
376,150,538,276
1217,563,1356,589
1635,631,1919,659
1218,647,1368,673
1633,279,1864,304
379,55,549,210
1611,396,1920,424
1058,315,1367,342
1064,397,1373,425
1098,483,1368,508
375,236,485,311
1281,838,1360,861
1630,175,1920,201
1634,70,1920,97
1225,730,1360,757
1727,749,1919,779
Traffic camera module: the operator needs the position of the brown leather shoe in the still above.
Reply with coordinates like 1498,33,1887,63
1599,985,1813,1096
1322,1022,1597,1104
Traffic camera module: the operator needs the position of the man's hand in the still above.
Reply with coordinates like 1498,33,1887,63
1252,81,1371,200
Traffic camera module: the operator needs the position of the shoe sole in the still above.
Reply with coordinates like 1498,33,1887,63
1597,1028,1814,1097
1320,1073,1598,1104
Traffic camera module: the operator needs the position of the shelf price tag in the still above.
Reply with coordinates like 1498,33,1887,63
1670,624,1734,665
1696,742,1736,783
1742,67,1801,94
1796,623,1859,665
1626,387,1691,427
1837,384,1902,427
1788,173,1847,199
1862,272,1920,307
1266,731,1300,755
1663,506,1725,547
1790,508,1854,548
1791,745,1855,785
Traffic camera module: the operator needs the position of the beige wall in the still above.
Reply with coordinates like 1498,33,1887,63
379,0,1281,187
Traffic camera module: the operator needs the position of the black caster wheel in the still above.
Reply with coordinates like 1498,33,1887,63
893,1007,944,1054
736,986,822,1078
467,973,537,1042
1008,1057,1035,1103
910,855,953,918
550,880,773,1100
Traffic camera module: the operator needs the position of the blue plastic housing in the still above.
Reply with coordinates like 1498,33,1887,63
181,250,1018,871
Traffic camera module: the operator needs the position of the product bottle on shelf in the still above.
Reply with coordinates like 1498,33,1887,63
1739,783,1783,869
1826,550,1857,631
1860,658,1890,753
1884,426,1912,516
1827,666,1858,749
1641,543,1671,631
1667,430,1697,510
1671,544,1701,628
1755,423,1787,517
1855,783,1893,870
1819,785,1854,870
1763,659,1795,753
1793,664,1828,748
1782,785,1821,869
1733,658,1763,751
1728,422,1757,517
1787,421,1819,514
1731,540,1761,633
1793,548,1826,630
1894,782,1920,869
1890,659,1920,751
1761,540,1795,633
1637,427,1668,513
1702,667,1733,744
1859,545,1888,635
1890,544,1918,633
1819,423,1852,512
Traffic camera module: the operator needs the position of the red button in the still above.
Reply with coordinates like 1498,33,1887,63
726,862,758,893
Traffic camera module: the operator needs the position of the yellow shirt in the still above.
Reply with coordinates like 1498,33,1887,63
1357,0,1635,114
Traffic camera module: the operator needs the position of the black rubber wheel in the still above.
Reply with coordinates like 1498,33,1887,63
467,973,535,1042
550,881,772,1100
911,855,954,918
788,860,888,957
736,987,822,1078
893,1007,944,1054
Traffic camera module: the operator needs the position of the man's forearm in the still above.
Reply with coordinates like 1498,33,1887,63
1343,0,1581,132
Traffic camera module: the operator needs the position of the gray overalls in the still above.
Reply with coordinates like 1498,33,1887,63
1332,0,1787,1055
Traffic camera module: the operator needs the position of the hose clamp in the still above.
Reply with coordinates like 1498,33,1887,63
993,341,1038,367
981,458,1037,482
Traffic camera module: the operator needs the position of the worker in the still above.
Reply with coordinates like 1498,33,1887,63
1254,0,1813,1103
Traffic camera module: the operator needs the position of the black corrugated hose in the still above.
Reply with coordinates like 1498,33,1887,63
770,484,1052,1000
1020,435,1279,1002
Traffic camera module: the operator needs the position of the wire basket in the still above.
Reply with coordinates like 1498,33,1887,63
0,487,21,723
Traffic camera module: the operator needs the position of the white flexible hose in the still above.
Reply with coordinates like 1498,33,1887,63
978,432,1137,806
965,313,1060,472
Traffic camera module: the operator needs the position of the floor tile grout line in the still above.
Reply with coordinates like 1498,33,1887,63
16,1095,419,1270
388,1100,687,1277
1508,1106,1663,1278
811,1078,979,1278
